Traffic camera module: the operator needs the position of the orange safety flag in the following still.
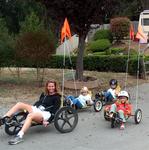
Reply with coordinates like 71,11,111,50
129,23,134,40
136,25,147,43
61,18,72,43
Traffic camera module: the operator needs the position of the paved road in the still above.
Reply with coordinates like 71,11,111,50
0,83,149,150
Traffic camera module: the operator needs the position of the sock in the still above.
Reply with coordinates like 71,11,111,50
17,131,24,138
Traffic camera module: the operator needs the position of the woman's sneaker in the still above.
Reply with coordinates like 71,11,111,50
8,135,24,145
120,123,125,130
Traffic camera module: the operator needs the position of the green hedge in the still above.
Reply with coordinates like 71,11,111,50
49,55,148,76
48,55,149,75
83,55,128,72
1,54,148,75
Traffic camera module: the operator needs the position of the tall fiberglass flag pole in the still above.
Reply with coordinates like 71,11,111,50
61,18,72,104
135,19,147,109
125,23,134,90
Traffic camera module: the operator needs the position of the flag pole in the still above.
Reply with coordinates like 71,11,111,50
61,36,66,106
61,18,73,105
124,37,131,90
125,23,134,90
135,41,141,110
65,37,78,96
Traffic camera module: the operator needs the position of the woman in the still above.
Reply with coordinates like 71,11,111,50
0,80,61,145
67,86,93,109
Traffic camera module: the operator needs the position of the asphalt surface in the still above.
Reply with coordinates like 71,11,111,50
0,83,149,150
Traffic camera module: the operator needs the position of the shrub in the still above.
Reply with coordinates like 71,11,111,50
93,29,113,43
106,47,138,55
110,17,130,42
92,52,106,55
87,39,111,52
106,47,125,55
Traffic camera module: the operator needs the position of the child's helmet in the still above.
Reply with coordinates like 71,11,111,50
109,79,118,86
118,91,129,99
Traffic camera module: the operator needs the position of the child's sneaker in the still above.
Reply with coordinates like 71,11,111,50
109,112,113,118
66,98,73,106
120,123,125,130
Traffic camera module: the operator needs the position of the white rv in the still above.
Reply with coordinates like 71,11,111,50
138,10,149,43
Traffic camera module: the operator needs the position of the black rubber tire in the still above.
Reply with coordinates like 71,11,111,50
93,99,103,112
111,113,117,128
5,111,27,135
134,108,142,124
54,106,78,133
111,117,116,128
104,111,110,121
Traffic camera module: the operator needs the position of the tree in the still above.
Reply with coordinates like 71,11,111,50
15,12,56,84
19,11,44,33
0,18,14,67
140,0,149,10
110,17,130,42
37,0,118,81
114,0,142,21
0,0,44,34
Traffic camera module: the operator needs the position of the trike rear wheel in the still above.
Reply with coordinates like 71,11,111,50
134,109,142,124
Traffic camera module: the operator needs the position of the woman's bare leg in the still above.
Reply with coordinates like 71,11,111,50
5,102,33,117
19,112,43,134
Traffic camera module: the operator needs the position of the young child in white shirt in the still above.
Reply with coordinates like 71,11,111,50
67,86,93,109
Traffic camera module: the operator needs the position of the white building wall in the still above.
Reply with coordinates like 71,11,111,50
56,35,79,55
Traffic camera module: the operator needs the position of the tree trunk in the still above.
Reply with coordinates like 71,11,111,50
36,67,39,81
16,67,20,80
0,67,1,77
75,34,86,81
141,0,149,10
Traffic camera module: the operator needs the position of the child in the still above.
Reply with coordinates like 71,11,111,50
67,86,93,109
104,79,121,102
109,90,132,130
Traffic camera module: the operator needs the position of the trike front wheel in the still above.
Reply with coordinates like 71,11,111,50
54,106,78,133
5,111,27,135
94,99,103,112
